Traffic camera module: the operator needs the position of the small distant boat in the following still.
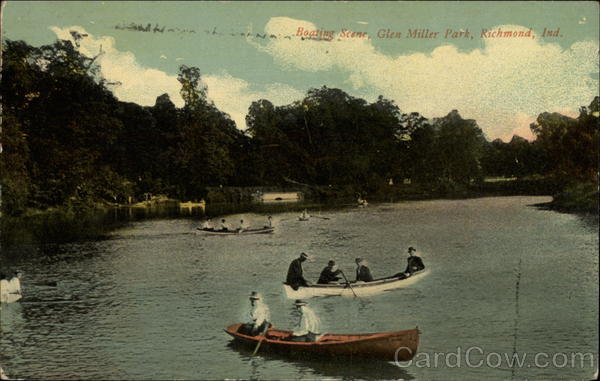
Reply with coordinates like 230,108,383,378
357,198,368,207
283,269,429,299
225,323,419,361
196,227,275,235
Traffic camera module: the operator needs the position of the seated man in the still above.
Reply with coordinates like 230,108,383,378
238,219,249,232
355,258,374,282
219,219,231,231
238,291,271,336
201,218,213,231
318,260,342,284
395,247,425,279
285,300,321,342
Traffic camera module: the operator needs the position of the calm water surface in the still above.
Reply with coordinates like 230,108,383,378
1,196,598,380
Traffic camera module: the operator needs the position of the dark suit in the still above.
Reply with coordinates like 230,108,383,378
317,267,342,284
405,256,425,274
286,258,309,290
356,265,374,282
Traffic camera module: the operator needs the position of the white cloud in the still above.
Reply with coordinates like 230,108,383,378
250,18,599,140
49,26,304,129
50,25,184,108
204,73,304,130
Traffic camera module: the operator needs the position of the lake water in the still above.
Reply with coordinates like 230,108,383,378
1,196,598,380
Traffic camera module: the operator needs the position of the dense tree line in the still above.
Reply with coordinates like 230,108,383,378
1,37,598,216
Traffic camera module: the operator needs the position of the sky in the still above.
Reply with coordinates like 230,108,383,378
2,1,599,141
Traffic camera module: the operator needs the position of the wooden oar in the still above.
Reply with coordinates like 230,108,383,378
252,325,270,356
340,271,358,298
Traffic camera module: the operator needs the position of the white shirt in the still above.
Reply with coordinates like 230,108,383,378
239,221,249,231
220,221,231,230
202,220,213,229
247,301,270,327
9,277,21,295
0,279,10,302
293,305,321,336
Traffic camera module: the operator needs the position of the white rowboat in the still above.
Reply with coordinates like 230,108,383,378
283,269,429,299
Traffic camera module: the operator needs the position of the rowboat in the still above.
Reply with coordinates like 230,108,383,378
196,227,274,235
283,269,429,299
225,323,419,361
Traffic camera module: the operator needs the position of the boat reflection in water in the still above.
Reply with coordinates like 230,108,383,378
226,341,413,381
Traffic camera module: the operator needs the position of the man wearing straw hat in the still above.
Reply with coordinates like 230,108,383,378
286,299,321,342
239,291,271,336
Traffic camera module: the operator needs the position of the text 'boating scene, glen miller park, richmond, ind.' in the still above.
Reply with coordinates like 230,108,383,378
0,1,598,380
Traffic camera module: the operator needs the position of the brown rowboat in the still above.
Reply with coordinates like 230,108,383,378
224,323,420,361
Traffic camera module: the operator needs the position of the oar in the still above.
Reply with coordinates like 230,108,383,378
340,271,358,298
252,324,270,356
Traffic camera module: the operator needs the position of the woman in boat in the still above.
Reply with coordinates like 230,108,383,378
318,260,342,284
355,258,374,282
286,299,321,342
239,291,271,336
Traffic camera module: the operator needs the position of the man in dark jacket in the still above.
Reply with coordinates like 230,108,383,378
355,258,374,282
318,260,342,284
286,252,310,290
395,247,425,279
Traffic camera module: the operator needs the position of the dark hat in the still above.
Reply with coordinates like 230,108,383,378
408,247,416,252
300,252,309,258
294,299,307,306
355,257,363,263
249,291,262,300
327,260,335,266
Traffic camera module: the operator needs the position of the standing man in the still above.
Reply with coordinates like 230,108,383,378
318,260,342,284
287,300,321,342
286,252,310,290
355,258,374,282
239,291,271,336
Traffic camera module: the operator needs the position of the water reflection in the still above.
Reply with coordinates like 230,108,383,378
227,341,413,380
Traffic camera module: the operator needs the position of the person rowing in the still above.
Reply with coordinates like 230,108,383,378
317,260,342,284
238,291,271,336
285,299,321,342
355,258,374,282
286,252,311,290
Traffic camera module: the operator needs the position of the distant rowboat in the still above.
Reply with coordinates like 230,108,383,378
283,269,429,299
225,323,419,361
196,227,275,235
